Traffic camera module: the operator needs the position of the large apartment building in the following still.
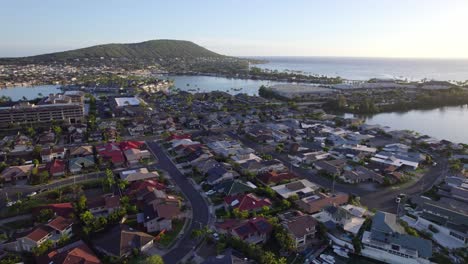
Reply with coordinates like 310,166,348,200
0,93,84,125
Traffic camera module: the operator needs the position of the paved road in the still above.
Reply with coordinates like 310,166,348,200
146,141,210,264
227,131,446,212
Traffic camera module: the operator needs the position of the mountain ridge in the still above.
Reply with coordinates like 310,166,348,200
0,39,228,63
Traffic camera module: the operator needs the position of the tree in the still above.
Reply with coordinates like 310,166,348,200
144,255,164,264
75,195,87,213
80,211,94,226
32,240,53,256
52,125,62,136
103,168,115,190
37,209,54,223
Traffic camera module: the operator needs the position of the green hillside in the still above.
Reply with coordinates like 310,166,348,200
2,39,226,62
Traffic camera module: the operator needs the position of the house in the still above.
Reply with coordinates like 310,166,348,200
280,211,317,249
206,166,238,185
34,203,74,218
361,211,432,264
271,179,319,199
12,216,73,252
296,192,349,214
410,200,468,248
69,156,95,174
216,217,272,244
92,225,154,258
87,194,121,216
36,240,101,264
119,168,159,182
96,143,125,167
313,160,345,177
37,130,56,145
16,226,54,252
41,147,66,162
0,164,33,182
48,159,66,177
319,205,366,235
126,179,165,198
340,166,385,184
123,148,151,166
224,193,272,212
214,180,255,196
69,145,94,157
140,204,172,233
240,159,286,174
257,171,297,186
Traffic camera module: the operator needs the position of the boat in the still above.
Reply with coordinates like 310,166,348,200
333,248,349,258
319,254,335,264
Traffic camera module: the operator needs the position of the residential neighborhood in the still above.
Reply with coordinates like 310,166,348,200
0,85,465,264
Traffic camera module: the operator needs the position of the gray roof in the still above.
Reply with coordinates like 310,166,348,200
371,211,432,258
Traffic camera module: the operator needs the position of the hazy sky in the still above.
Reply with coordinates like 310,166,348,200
2,0,468,58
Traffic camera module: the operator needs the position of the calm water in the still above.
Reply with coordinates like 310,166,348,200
0,85,61,101
250,56,468,81
365,105,468,143
165,75,284,96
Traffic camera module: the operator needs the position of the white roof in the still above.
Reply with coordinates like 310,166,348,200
114,97,141,107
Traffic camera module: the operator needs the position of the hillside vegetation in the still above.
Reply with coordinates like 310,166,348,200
1,39,225,63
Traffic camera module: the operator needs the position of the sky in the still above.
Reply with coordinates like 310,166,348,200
1,0,468,58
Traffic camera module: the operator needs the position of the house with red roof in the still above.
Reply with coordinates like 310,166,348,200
37,240,101,264
11,216,74,252
166,133,191,141
96,143,125,167
224,193,272,212
126,179,165,199
47,159,66,177
257,171,298,186
119,141,145,151
34,203,74,219
216,217,272,244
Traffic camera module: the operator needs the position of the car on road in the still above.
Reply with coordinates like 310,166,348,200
27,192,37,197
205,190,216,196
396,193,406,203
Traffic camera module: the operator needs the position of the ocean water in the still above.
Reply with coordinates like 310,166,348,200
249,56,468,81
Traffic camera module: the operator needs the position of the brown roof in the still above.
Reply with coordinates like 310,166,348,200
47,216,73,232
257,171,297,185
296,193,349,214
38,240,101,264
284,215,317,238
69,145,94,156
26,226,53,242
105,195,121,209
155,203,181,219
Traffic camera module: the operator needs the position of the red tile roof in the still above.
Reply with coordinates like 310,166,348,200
166,133,191,141
119,141,144,151
224,193,272,212
47,216,73,232
127,180,165,196
35,203,74,218
48,159,66,175
26,226,53,242
257,171,297,185
96,143,125,164
38,240,101,264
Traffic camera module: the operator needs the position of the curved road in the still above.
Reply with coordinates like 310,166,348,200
146,141,210,264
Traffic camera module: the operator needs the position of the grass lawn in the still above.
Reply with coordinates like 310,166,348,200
158,219,185,247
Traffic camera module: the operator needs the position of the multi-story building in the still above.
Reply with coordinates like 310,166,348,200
0,101,84,125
